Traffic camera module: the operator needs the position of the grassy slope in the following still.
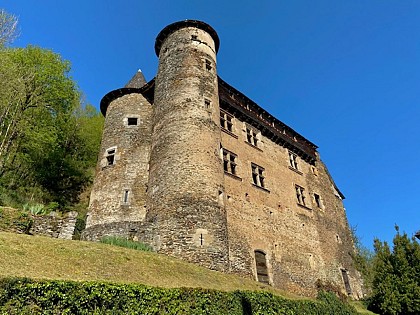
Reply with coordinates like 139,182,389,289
0,231,378,314
0,232,290,296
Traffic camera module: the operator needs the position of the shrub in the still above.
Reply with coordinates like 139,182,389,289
100,236,153,252
0,278,362,315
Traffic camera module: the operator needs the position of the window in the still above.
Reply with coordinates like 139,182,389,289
105,147,116,166
223,149,237,176
289,151,299,170
295,185,306,206
205,59,212,71
191,35,198,40
122,190,130,204
204,98,211,109
127,117,138,126
255,250,269,284
314,193,322,208
341,269,352,295
220,110,234,132
246,127,258,146
251,164,265,188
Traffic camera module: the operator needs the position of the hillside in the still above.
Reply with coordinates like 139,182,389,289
0,232,283,294
0,231,377,314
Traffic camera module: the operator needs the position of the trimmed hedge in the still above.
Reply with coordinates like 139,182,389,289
0,278,359,315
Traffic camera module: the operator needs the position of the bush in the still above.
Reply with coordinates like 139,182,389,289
0,278,361,315
100,236,153,252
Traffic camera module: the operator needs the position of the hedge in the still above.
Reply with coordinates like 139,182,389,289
0,278,359,315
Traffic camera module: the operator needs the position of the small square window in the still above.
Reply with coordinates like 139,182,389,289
127,117,138,126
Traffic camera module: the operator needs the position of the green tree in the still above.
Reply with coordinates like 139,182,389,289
0,9,19,47
368,226,420,315
0,45,103,208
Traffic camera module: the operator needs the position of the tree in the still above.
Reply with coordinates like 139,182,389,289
368,226,420,315
0,46,103,208
0,9,19,47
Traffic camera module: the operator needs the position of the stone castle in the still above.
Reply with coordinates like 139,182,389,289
83,20,363,298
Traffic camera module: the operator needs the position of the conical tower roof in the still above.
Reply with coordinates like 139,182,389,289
125,69,146,88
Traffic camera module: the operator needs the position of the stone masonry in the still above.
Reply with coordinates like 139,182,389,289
83,20,364,298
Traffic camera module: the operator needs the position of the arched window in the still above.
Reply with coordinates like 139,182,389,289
254,250,269,284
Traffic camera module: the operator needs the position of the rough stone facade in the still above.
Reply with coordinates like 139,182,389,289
83,20,363,298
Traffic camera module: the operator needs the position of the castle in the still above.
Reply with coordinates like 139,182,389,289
83,20,363,298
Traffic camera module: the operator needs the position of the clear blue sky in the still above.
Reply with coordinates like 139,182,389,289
3,0,420,249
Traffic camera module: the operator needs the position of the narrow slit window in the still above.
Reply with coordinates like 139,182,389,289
123,190,130,204
314,193,322,208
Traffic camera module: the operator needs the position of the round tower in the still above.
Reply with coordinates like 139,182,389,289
84,73,153,240
146,20,229,271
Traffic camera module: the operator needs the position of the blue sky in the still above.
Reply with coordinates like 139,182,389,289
3,0,420,249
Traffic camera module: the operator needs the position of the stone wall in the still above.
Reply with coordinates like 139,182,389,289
86,92,152,229
29,211,77,240
146,23,229,272
220,112,363,297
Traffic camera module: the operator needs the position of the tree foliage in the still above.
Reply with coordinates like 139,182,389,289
368,226,420,315
0,45,103,209
0,9,19,47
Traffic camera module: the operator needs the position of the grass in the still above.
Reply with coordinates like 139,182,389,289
100,235,152,251
0,231,292,296
0,230,378,313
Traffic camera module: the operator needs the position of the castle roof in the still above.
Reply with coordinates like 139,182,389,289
125,69,146,88
100,77,317,164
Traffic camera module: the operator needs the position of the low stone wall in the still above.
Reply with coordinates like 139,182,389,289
29,211,78,240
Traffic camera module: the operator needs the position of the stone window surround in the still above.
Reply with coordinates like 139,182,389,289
222,148,238,177
295,184,310,209
123,115,141,127
220,109,236,136
288,150,303,175
105,146,117,166
251,163,269,192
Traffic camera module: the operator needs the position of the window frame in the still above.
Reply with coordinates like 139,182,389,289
295,184,307,207
251,163,267,190
220,109,235,134
222,148,239,178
